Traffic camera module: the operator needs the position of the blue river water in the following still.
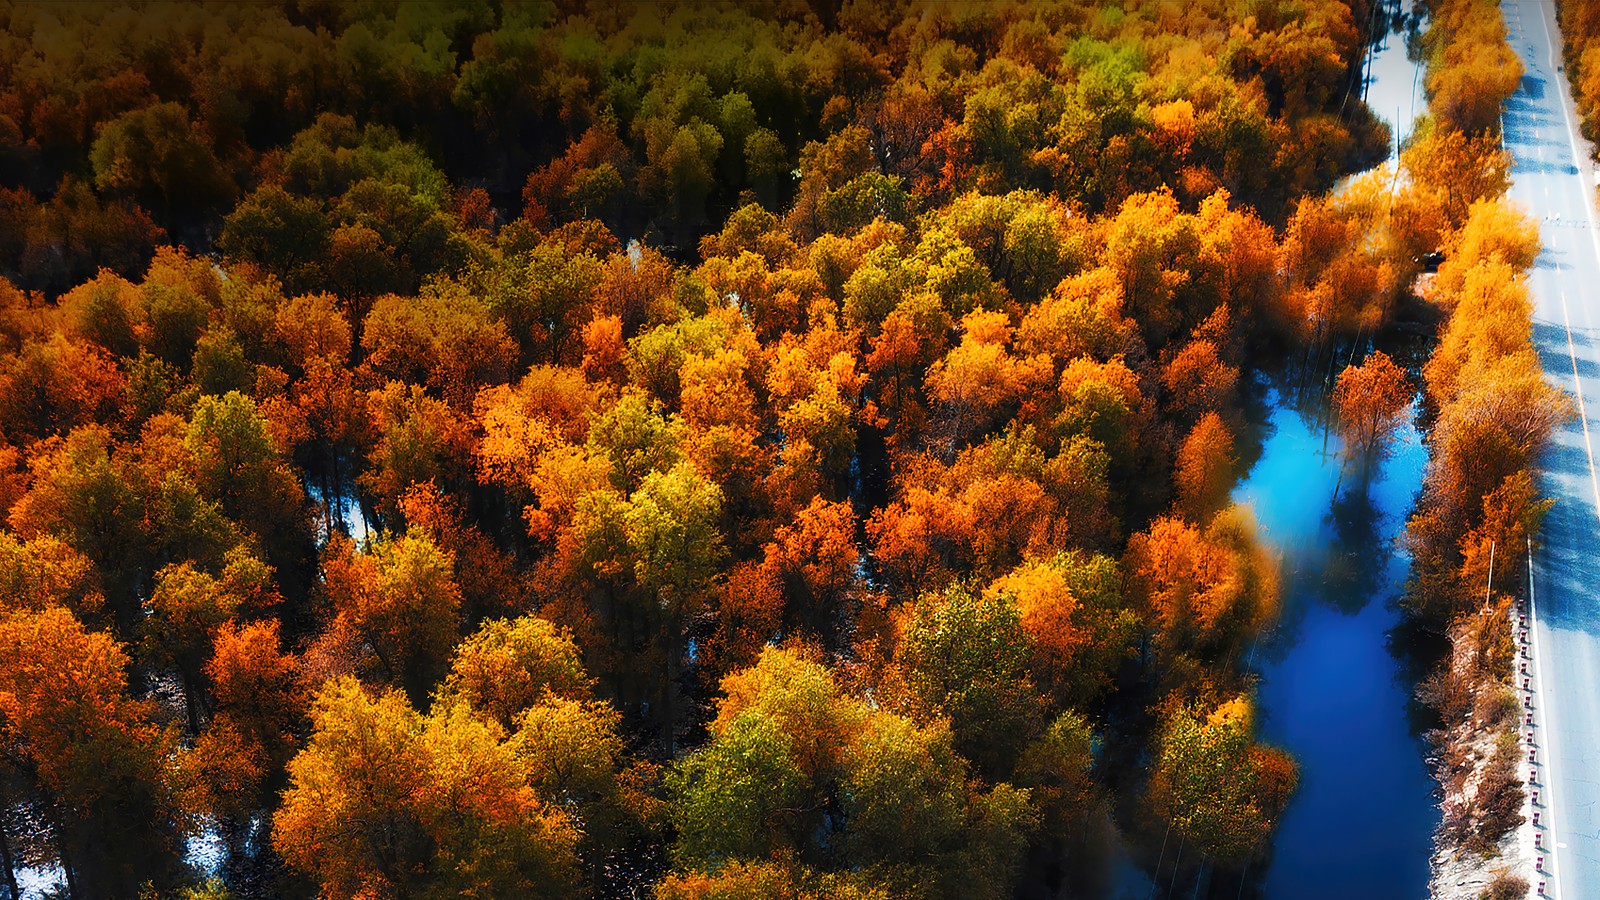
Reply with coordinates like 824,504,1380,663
1235,5,1439,895
1099,5,1438,898
1237,383,1436,899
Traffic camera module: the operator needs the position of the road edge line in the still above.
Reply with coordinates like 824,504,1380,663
1527,2,1591,895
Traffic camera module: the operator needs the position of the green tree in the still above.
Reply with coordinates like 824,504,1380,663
90,102,234,218
185,391,305,537
1146,697,1297,866
218,187,331,295
842,711,1035,899
667,711,809,867
895,586,1044,780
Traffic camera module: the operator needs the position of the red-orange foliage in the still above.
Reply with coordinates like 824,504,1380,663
400,482,528,621
1126,508,1279,662
1174,413,1236,522
712,497,863,669
1161,339,1238,423
870,430,1114,595
1333,351,1412,458
0,333,126,444
0,1,1432,891
0,606,180,895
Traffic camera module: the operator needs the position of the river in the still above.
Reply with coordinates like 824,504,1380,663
1236,377,1436,899
1234,5,1439,897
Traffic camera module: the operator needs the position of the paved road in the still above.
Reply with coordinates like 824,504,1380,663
1502,1,1600,896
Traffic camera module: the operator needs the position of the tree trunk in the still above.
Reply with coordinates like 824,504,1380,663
660,621,678,756
180,668,203,737
322,462,336,539
0,816,19,900
58,835,79,900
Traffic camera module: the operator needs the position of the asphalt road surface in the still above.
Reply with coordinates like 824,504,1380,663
1502,1,1600,896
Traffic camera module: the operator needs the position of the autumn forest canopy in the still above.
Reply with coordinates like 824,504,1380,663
0,0,1561,898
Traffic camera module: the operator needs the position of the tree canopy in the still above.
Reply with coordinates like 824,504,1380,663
0,0,1531,897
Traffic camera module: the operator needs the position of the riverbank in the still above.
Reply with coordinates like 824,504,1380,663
1406,0,1566,896
1424,608,1533,900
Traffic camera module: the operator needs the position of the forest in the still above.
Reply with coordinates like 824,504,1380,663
0,0,1562,898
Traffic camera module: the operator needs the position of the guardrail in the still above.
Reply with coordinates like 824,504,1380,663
1524,535,1558,897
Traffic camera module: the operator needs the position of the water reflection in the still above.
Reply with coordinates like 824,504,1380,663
1235,369,1437,900
1325,483,1391,613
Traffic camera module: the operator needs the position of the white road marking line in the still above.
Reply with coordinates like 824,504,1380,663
1556,289,1600,515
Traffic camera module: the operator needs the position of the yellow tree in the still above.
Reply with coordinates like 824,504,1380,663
1423,14,1523,136
272,677,582,899
1174,412,1236,522
0,532,103,619
1125,508,1280,665
925,309,1054,449
987,551,1139,707
1145,696,1297,866
1160,339,1238,424
1400,118,1512,230
321,531,463,705
893,585,1045,780
436,615,594,731
1334,351,1412,460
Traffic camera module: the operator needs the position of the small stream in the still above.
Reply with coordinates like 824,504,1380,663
1236,377,1436,899
1234,5,1440,896
1100,5,1440,896
1238,5,1439,897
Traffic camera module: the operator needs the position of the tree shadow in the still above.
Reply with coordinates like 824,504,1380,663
1320,468,1391,615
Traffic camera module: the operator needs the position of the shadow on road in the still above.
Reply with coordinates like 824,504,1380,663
1532,469,1600,632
